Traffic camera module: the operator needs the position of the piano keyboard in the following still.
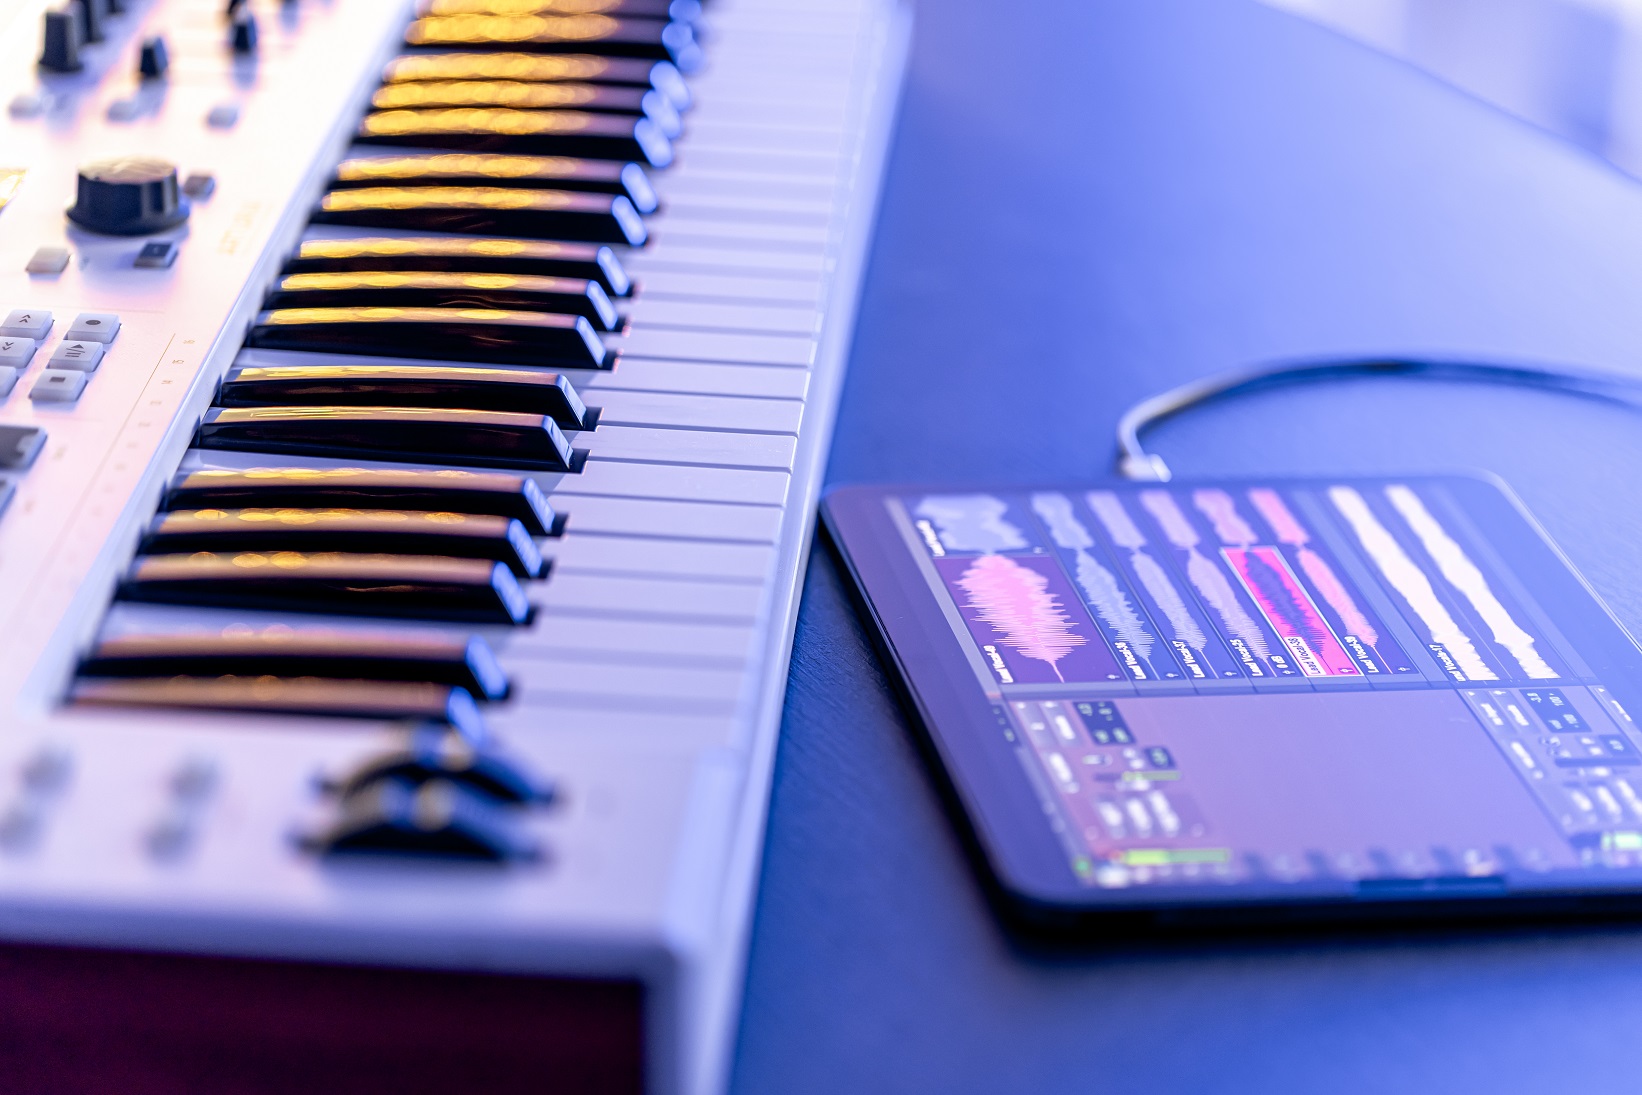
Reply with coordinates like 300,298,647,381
0,0,908,1089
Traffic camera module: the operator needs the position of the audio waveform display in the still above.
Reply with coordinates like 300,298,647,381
1140,490,1291,678
913,494,1028,553
937,553,1121,684
1385,486,1562,680
1329,486,1500,681
1224,547,1359,676
897,480,1574,695
1032,493,1180,682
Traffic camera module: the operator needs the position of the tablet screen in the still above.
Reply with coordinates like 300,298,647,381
824,476,1642,912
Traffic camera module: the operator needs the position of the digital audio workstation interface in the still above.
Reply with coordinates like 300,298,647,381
876,480,1642,889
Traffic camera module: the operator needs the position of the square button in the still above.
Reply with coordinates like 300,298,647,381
49,340,103,371
0,310,51,340
0,426,45,467
25,247,70,276
0,337,34,368
66,312,119,343
135,241,178,269
29,370,86,403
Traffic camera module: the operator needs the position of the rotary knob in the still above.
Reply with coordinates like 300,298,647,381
66,156,190,235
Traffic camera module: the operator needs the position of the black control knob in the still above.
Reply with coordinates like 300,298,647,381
66,157,190,236
230,10,258,52
38,8,84,72
73,0,107,43
138,35,169,79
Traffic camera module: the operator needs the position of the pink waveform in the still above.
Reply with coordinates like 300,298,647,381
1194,489,1258,546
955,554,1088,681
1247,488,1381,648
1248,488,1309,545
1298,548,1381,648
1226,547,1358,675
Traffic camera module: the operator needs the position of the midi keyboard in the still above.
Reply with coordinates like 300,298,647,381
0,0,908,1089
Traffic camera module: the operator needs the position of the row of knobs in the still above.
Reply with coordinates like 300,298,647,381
41,0,258,73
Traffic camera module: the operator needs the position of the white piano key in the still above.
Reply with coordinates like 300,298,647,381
545,536,776,582
622,244,830,275
633,270,825,306
647,221,833,249
485,704,741,744
570,359,811,400
587,390,804,434
548,460,791,507
511,660,750,705
550,494,784,542
535,573,766,623
609,328,817,367
652,175,838,209
626,299,821,336
670,147,842,180
685,123,848,156
655,200,834,225
507,616,758,665
582,424,797,470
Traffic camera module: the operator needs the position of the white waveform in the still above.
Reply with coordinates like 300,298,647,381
1384,485,1558,679
1329,486,1497,681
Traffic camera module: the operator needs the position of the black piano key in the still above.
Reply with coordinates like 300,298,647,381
264,271,618,329
404,15,700,70
357,108,672,168
380,54,690,113
198,405,577,472
313,184,647,246
119,551,532,624
142,509,547,578
81,630,511,701
423,0,682,19
220,362,593,430
247,306,610,370
72,676,487,738
166,467,559,535
286,236,632,296
372,78,654,116
329,153,658,214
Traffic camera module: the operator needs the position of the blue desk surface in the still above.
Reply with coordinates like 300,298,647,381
728,2,1642,1091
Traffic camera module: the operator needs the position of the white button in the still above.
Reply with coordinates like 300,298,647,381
0,310,51,340
29,370,86,403
48,341,103,371
0,338,34,368
65,313,119,343
206,103,240,128
25,247,69,276
0,367,17,397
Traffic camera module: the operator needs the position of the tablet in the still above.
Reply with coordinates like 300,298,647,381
822,475,1642,928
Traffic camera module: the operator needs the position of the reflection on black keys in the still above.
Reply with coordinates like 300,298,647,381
198,405,577,472
73,676,487,738
422,0,683,20
314,185,647,246
330,153,657,214
265,271,617,329
358,108,672,168
220,362,593,430
120,551,532,624
381,54,691,113
81,629,511,701
248,306,609,370
142,509,547,578
370,81,680,138
287,236,631,296
405,15,701,70
167,467,558,535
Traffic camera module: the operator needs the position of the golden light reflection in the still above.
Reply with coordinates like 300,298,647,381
373,81,601,110
278,271,574,293
298,236,567,260
405,14,619,46
425,0,623,15
360,108,593,137
384,52,614,83
320,186,582,212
